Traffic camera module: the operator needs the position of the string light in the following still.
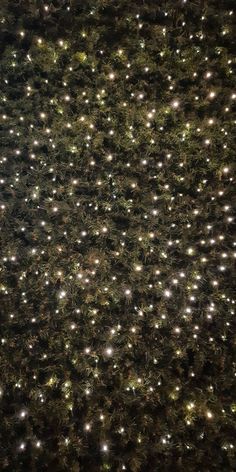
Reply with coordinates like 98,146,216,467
0,2,234,469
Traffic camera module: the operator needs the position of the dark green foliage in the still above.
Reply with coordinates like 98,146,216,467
0,1,235,470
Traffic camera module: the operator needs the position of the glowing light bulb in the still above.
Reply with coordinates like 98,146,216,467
59,290,66,299
172,100,179,109
135,264,142,272
105,347,113,356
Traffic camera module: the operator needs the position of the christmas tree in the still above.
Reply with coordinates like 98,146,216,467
0,1,235,470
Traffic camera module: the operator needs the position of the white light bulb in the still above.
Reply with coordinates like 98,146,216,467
105,347,113,356
135,265,142,272
59,290,66,299
172,100,179,109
